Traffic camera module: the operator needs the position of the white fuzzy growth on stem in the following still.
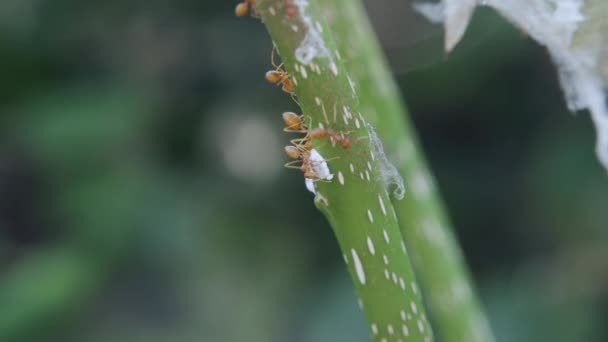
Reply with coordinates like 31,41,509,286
293,0,332,65
368,125,406,199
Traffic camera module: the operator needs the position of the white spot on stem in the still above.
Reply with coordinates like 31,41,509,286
411,302,418,314
321,103,329,124
330,61,339,75
367,236,376,255
351,248,366,285
417,319,425,333
300,65,308,79
347,75,357,94
315,21,323,33
378,195,387,216
338,171,345,185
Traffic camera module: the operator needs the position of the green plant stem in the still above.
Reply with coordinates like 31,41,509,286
321,1,495,341
255,0,433,341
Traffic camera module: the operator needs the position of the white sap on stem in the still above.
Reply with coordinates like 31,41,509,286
414,0,608,171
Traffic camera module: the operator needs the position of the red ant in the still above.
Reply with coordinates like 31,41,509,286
310,128,352,149
265,47,296,95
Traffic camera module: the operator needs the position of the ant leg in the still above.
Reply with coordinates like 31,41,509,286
309,156,340,168
271,45,282,69
290,137,312,151
290,137,308,146
284,160,303,169
289,93,300,106
283,127,308,133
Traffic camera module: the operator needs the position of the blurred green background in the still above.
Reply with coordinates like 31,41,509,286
1,1,607,341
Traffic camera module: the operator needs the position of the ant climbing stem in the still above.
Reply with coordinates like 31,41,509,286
280,109,350,188
284,146,337,182
282,111,352,150
265,46,296,97
281,112,333,183
281,112,314,152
